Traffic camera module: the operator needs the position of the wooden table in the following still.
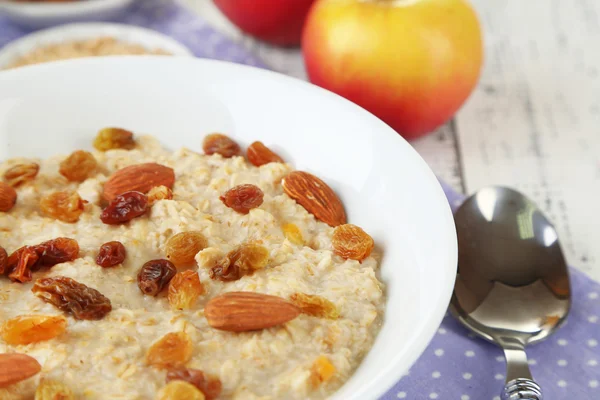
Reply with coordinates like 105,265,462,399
181,0,600,283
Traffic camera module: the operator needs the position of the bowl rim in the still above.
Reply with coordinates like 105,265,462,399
0,56,458,400
0,0,134,17
0,22,194,69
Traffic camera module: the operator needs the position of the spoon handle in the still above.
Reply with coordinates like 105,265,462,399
501,347,543,400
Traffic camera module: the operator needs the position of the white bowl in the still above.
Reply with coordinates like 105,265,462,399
0,57,457,400
0,0,135,29
0,22,193,69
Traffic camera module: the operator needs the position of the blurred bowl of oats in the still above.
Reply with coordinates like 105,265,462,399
0,22,194,70
0,0,136,29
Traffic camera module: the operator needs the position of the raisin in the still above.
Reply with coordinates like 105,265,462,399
247,141,284,166
148,185,173,206
202,133,241,158
166,369,222,400
7,246,38,283
32,276,112,320
59,150,97,182
168,270,203,310
96,241,126,268
4,162,39,187
331,224,374,261
137,259,176,296
219,184,264,214
290,293,340,319
310,356,336,387
165,231,208,267
0,246,7,275
39,190,85,223
209,243,269,282
146,331,193,369
282,223,304,246
35,379,75,400
34,237,80,267
93,127,135,151
1,315,67,345
100,190,148,225
0,182,17,212
157,381,205,400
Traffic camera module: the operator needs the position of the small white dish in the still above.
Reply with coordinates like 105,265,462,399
0,22,193,69
0,56,457,400
0,0,136,29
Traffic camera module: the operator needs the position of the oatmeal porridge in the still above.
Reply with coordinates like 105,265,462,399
0,128,385,399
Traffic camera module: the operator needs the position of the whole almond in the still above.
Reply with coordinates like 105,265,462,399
0,353,41,388
0,182,17,212
281,171,347,227
103,163,175,201
205,292,300,332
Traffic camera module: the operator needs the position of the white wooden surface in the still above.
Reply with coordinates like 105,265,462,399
181,0,600,283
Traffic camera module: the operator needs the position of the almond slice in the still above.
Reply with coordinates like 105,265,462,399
281,171,347,227
0,353,41,388
205,292,300,332
103,163,175,201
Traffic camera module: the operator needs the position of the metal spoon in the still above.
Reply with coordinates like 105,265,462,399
449,186,571,400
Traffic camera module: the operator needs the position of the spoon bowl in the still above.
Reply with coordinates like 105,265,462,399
450,186,571,400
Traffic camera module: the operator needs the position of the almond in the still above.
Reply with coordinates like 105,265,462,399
281,171,346,227
103,163,175,201
0,353,41,388
0,182,17,212
205,292,300,332
247,141,284,166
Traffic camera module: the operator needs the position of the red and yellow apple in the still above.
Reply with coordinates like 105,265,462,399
213,0,316,47
302,0,483,140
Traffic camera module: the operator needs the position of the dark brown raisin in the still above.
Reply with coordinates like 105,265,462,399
4,162,39,187
59,150,97,182
96,241,126,268
166,369,222,400
0,246,7,275
137,259,176,296
247,141,284,166
100,191,148,225
202,134,241,158
31,276,112,320
34,237,80,267
7,246,38,283
219,184,264,214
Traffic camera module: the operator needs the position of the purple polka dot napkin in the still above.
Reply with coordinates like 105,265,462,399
1,2,598,399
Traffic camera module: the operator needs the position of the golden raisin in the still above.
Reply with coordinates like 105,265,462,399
209,243,269,282
146,332,193,369
290,293,340,319
202,133,241,158
247,141,284,166
168,271,203,310
35,379,75,400
156,380,205,400
148,185,173,206
4,162,39,187
39,190,84,223
282,223,304,245
59,150,97,182
93,127,135,151
0,182,17,212
166,369,222,400
1,315,67,345
310,355,336,387
219,184,264,214
165,231,208,267
331,224,374,261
